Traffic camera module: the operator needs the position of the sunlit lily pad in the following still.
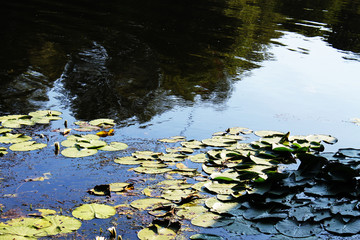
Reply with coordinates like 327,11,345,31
158,153,187,162
0,127,12,134
114,156,143,165
202,136,237,147
156,179,191,190
138,222,178,240
0,147,8,156
158,136,186,143
134,167,171,174
306,134,338,144
191,212,234,228
98,142,128,151
72,203,116,220
176,206,209,220
132,151,161,160
130,198,173,211
61,147,98,158
36,215,81,236
181,140,205,149
205,197,242,214
110,182,132,192
254,130,284,137
89,118,115,127
28,110,62,117
226,127,253,135
0,133,32,144
189,153,209,163
9,141,47,151
161,189,195,201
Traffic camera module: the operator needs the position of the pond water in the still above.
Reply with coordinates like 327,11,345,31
1,0,360,239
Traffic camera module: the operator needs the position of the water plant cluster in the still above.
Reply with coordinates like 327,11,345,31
2,111,360,239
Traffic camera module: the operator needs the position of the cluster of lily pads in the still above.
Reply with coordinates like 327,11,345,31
112,127,360,239
0,111,128,157
0,203,117,239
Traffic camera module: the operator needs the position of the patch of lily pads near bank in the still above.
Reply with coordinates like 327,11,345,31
2,110,360,239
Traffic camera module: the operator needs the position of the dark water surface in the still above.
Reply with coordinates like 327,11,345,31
1,0,360,239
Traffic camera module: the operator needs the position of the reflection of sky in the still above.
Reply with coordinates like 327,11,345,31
122,31,360,152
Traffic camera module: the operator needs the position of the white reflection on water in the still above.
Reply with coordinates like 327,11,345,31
123,31,360,152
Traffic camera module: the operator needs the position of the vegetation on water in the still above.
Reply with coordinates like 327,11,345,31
2,110,360,239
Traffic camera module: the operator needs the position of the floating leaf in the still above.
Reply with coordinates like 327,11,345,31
324,217,360,235
37,215,81,236
254,130,284,137
181,140,205,149
275,219,322,238
190,233,224,240
161,189,195,201
72,203,116,220
0,133,32,144
130,198,173,211
98,142,128,151
243,208,287,221
202,136,237,147
89,118,115,127
158,136,185,143
189,153,209,163
134,167,171,174
114,156,143,165
138,221,179,240
10,141,47,151
0,147,8,156
226,127,253,135
110,182,132,192
176,206,208,220
36,209,57,216
158,153,187,162
191,212,234,228
61,147,97,158
306,134,338,144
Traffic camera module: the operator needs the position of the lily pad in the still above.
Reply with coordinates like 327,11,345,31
0,133,32,144
191,212,234,228
254,130,284,137
61,147,98,158
9,141,47,151
89,118,115,127
161,189,195,201
114,156,143,165
98,142,128,151
176,205,209,220
137,222,178,240
190,233,224,240
72,203,116,220
0,147,8,156
189,153,209,163
275,219,322,238
324,217,360,235
130,198,173,211
37,215,81,236
134,167,172,174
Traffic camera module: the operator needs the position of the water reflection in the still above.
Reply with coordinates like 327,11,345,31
0,0,359,123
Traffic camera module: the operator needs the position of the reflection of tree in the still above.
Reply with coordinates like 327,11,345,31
1,0,359,121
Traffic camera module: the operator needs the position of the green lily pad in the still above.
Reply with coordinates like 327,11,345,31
28,110,62,117
224,217,260,235
114,156,143,165
205,197,242,214
0,217,51,237
133,167,171,174
0,133,32,144
132,151,161,160
110,182,132,192
181,140,205,149
9,141,47,151
98,142,128,151
243,207,287,221
191,212,234,228
158,136,186,143
88,118,115,127
158,153,187,162
202,136,237,147
0,147,8,156
190,233,224,240
161,189,195,201
72,203,116,220
138,222,178,240
130,198,173,211
36,215,81,236
306,134,338,144
61,147,98,158
176,205,209,220
0,127,12,134
275,219,322,238
324,217,360,235
156,179,190,190
226,127,253,135
254,130,284,137
189,153,209,163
